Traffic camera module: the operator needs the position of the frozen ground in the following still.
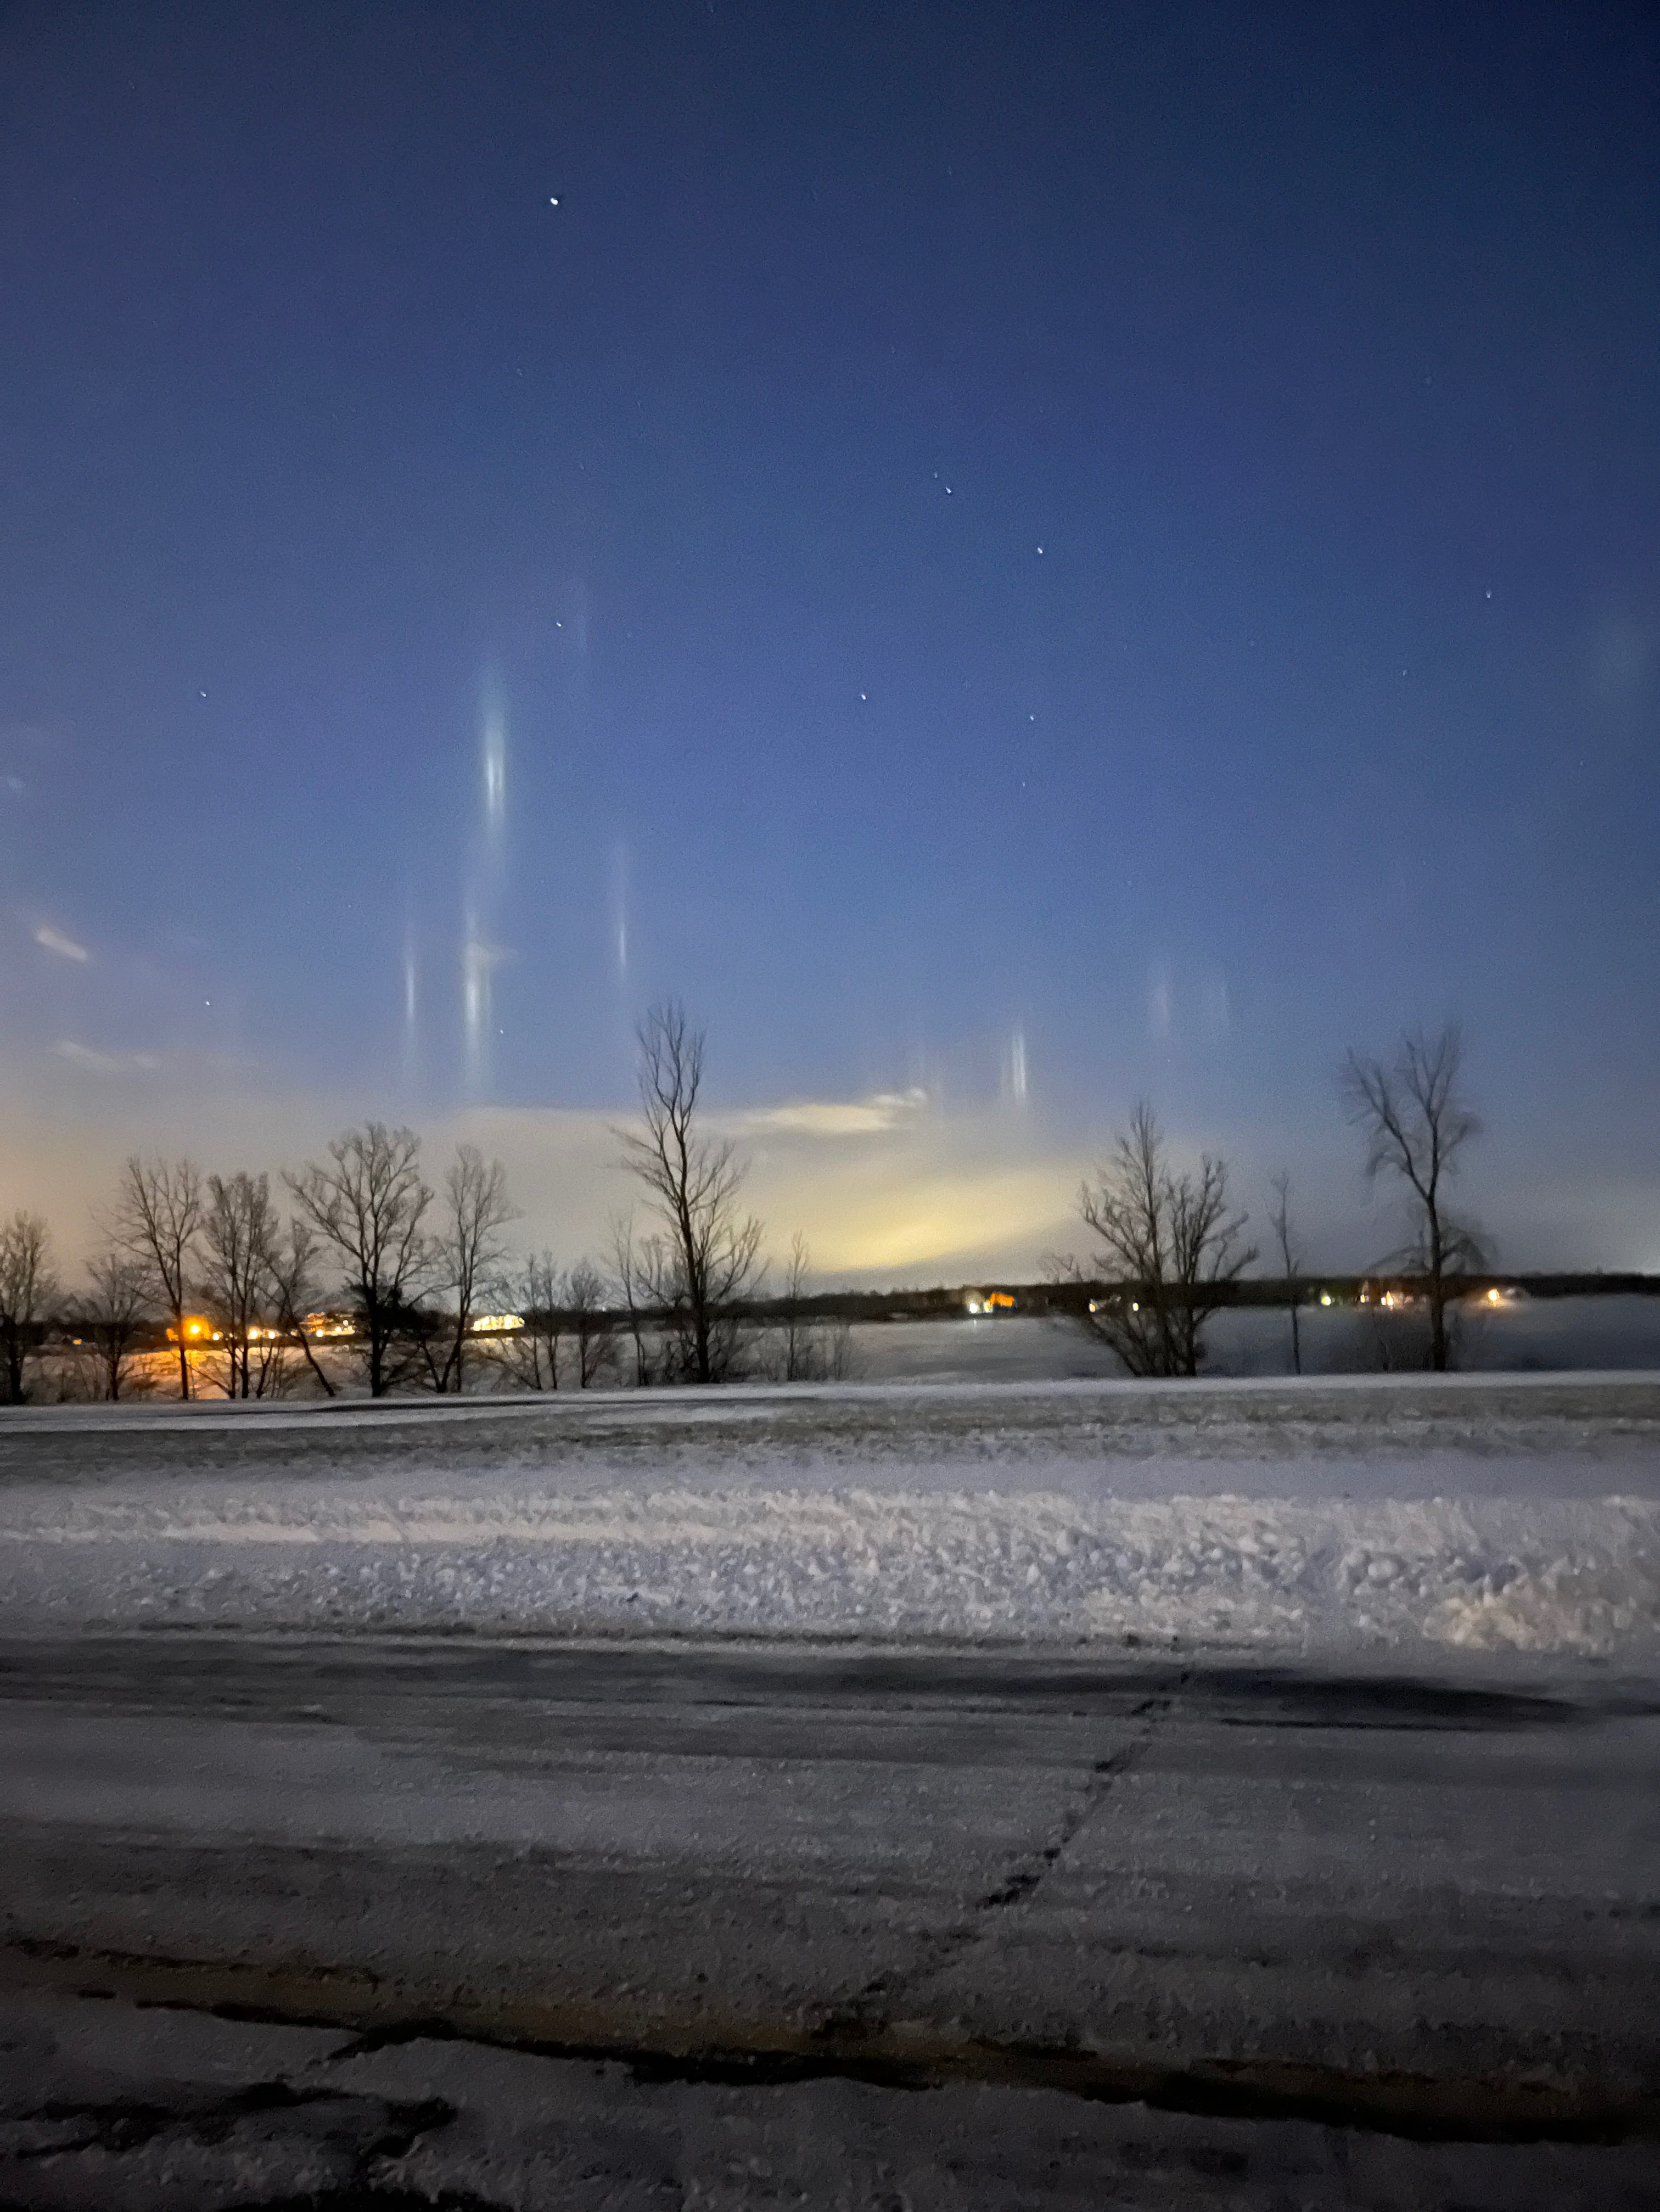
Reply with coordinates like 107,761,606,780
1,1373,1657,1659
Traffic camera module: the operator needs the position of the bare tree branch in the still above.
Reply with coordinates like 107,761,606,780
111,1158,203,1400
614,1001,764,1384
285,1124,434,1397
1056,1103,1253,1377
566,1258,616,1388
0,1211,57,1404
609,1211,658,1386
1268,1172,1302,1377
266,1218,337,1396
423,1145,516,1394
69,1252,149,1402
198,1172,285,1399
492,1250,565,1391
1341,1024,1484,1371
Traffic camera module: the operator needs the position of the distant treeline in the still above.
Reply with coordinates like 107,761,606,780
1,1007,1612,1402
727,1273,1660,1324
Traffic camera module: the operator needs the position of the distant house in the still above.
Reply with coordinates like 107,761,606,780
964,1290,1016,1316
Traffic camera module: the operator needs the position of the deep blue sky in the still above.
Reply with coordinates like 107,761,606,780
3,1,1658,1273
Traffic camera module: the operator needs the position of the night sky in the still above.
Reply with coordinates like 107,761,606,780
3,1,1657,1278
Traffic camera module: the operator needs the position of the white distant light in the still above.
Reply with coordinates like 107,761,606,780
549,196,560,206
1036,545,1043,554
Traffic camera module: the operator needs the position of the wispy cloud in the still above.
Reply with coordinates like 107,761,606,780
52,1040,159,1074
33,922,89,963
741,1087,931,1139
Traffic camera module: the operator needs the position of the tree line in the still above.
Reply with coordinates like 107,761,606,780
1048,1021,1483,1377
0,1001,849,1404
0,1007,1482,1403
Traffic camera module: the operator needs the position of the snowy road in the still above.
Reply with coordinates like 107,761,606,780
3,1384,1658,2202
3,1634,1657,2140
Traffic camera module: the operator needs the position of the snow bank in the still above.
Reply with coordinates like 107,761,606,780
2,1478,1655,1657
3,1379,1656,1657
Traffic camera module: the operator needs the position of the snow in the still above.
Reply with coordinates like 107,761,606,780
1,1376,1656,1659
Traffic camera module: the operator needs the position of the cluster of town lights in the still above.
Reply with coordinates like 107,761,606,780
168,1312,526,1345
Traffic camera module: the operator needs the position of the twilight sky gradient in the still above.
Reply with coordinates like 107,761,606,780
3,1,1658,1279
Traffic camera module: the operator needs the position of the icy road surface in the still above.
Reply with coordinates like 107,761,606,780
1,1635,1657,2206
1,1374,1657,1656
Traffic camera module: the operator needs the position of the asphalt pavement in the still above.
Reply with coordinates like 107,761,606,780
1,1631,1657,2196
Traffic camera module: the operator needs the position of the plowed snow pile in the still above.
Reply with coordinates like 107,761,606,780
2,1376,1657,1657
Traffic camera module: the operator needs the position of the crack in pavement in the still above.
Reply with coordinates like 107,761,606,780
810,1689,1177,2040
2,1950,1655,2145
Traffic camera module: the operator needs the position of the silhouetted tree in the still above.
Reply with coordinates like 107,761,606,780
1056,1104,1253,1377
768,1232,853,1382
565,1258,616,1388
199,1172,283,1399
616,1003,763,1384
72,1251,149,1401
776,1230,814,1382
495,1250,565,1390
1268,1172,1303,1377
423,1145,515,1393
286,1123,434,1396
111,1157,204,1399
0,1211,56,1404
1341,1024,1484,1373
266,1218,337,1397
609,1212,658,1386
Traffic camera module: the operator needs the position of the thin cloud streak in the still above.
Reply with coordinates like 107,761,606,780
740,1088,932,1140
33,922,89,962
52,1040,159,1074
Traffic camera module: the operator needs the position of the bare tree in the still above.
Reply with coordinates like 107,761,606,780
198,1172,284,1399
266,1218,337,1397
1341,1024,1484,1373
72,1252,149,1401
286,1124,434,1397
1057,1103,1253,1378
766,1232,853,1382
0,1211,57,1404
1268,1172,1303,1377
609,1212,658,1387
495,1250,565,1391
111,1157,203,1399
616,1001,764,1385
423,1145,515,1394
776,1229,814,1383
566,1258,615,1388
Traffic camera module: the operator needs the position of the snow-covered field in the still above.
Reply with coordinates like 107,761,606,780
2,1374,1657,1660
